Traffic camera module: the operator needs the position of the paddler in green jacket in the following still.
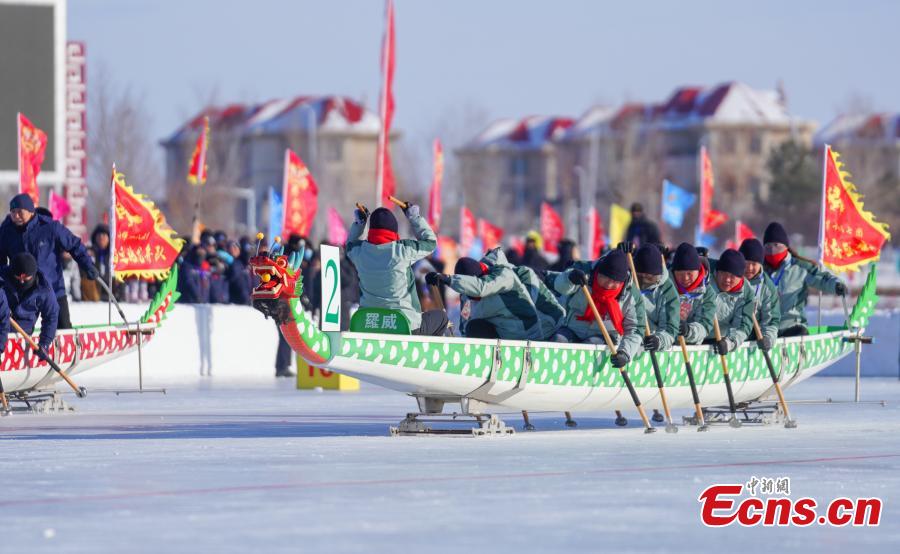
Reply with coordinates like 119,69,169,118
707,249,754,356
631,243,680,354
549,250,642,368
762,222,847,337
670,243,715,345
739,238,781,351
426,248,562,341
347,204,448,336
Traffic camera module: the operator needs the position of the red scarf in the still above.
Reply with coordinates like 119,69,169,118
676,265,706,294
576,278,625,335
764,249,788,269
468,263,490,300
367,228,399,245
727,278,745,293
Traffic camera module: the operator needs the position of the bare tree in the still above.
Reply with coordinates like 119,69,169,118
396,101,492,235
87,63,162,227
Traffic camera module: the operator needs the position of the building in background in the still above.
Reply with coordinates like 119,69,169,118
458,82,817,244
815,112,900,238
161,95,399,239
556,81,817,244
455,116,573,234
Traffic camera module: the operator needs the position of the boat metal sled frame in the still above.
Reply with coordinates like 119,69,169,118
3,390,74,415
682,401,790,427
389,394,515,437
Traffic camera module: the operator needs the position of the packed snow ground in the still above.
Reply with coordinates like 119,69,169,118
0,375,897,553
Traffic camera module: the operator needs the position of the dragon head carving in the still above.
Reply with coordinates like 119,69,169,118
249,246,304,324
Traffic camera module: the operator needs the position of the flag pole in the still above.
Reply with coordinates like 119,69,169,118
695,146,704,245
281,148,290,237
108,164,116,325
816,145,829,327
16,113,22,196
375,0,391,208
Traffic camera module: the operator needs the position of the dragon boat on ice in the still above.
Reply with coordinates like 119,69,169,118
0,268,179,407
251,249,879,435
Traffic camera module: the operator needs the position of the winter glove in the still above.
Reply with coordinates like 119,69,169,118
567,268,588,286
835,281,848,296
616,241,635,254
696,246,709,258
35,346,51,362
678,320,689,337
402,204,421,219
354,209,368,225
656,244,671,258
425,272,450,287
714,338,731,356
757,335,774,352
610,351,630,368
642,334,662,352
83,264,99,281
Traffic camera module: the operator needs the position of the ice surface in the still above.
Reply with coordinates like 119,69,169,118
1,375,898,553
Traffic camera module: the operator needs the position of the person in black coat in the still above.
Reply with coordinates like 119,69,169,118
625,202,661,247
1,252,59,354
0,285,9,360
225,241,252,305
0,194,96,329
177,245,209,304
548,238,577,272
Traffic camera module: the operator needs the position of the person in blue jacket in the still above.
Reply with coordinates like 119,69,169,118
0,194,97,329
1,252,59,356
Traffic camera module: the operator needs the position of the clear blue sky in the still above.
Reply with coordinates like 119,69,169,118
70,0,899,151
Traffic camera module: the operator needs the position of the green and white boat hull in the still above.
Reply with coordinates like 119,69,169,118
254,253,878,414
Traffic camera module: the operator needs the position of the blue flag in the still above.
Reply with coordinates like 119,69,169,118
268,187,283,241
661,179,696,228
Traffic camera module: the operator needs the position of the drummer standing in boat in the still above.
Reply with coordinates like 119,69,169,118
346,202,448,336
0,252,59,357
0,194,98,329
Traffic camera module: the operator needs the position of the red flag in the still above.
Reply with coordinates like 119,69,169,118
587,207,605,259
49,190,71,221
436,235,459,270
111,168,184,280
460,206,476,255
187,116,210,186
17,113,47,205
509,236,525,259
375,0,396,206
282,149,319,237
428,138,443,230
820,146,891,272
540,202,564,254
478,218,504,251
736,220,755,244
699,147,727,232
327,207,348,245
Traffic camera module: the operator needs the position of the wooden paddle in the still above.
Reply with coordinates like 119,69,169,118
711,315,740,427
750,310,796,428
10,318,85,398
580,285,655,433
677,335,708,431
0,373,9,414
625,251,676,433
